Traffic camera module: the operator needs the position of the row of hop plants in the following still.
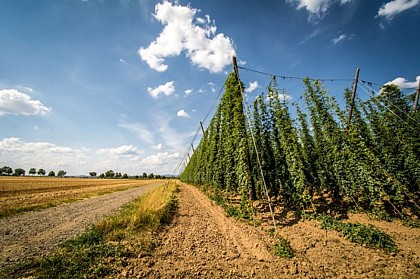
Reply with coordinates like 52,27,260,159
180,71,420,219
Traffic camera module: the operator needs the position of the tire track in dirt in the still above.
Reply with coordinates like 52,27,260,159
119,182,285,278
0,181,164,268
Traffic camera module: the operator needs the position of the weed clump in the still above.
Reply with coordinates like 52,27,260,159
273,236,295,258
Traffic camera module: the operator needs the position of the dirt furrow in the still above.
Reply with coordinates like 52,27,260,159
117,182,283,278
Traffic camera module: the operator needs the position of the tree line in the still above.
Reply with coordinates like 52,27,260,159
0,166,166,180
0,166,66,177
180,72,420,219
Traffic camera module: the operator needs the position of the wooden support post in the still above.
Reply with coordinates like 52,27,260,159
346,68,360,130
232,56,239,80
200,121,205,134
191,143,195,153
413,78,420,113
187,152,191,161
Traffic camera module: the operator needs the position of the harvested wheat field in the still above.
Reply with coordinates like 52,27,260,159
0,176,162,217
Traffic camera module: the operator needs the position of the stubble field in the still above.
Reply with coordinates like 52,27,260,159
0,176,162,217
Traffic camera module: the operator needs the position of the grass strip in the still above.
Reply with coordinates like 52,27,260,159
302,213,397,253
2,180,178,279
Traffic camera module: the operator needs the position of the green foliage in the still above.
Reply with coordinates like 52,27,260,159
181,70,419,219
311,214,396,253
273,236,295,258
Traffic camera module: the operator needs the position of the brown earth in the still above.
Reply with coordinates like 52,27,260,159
114,182,420,278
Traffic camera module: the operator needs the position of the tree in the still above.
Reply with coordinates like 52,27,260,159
99,173,105,178
14,168,25,176
142,172,147,179
105,170,115,178
37,169,46,176
1,166,13,176
29,168,37,176
148,173,154,179
89,172,97,177
122,173,128,179
48,171,55,177
57,170,66,178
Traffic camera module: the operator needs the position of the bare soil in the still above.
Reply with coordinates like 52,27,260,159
115,182,420,278
0,181,163,268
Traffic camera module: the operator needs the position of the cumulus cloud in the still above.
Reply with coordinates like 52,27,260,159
97,145,143,157
377,0,420,20
385,76,420,89
138,152,180,172
147,81,175,98
0,89,51,116
287,0,353,21
331,33,355,45
176,109,190,118
245,81,259,93
184,89,193,96
138,1,235,73
0,137,87,173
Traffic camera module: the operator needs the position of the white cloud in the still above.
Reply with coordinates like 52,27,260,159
0,89,51,116
152,143,165,150
184,89,193,96
331,33,355,45
287,0,353,21
0,137,87,173
177,109,190,118
118,122,155,144
138,152,180,172
138,1,235,73
385,76,420,89
147,81,175,98
198,82,217,93
97,145,143,157
245,81,259,93
377,0,420,20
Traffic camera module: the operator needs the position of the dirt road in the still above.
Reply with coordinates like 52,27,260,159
0,181,163,267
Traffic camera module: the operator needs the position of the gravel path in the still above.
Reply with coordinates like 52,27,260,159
0,181,163,267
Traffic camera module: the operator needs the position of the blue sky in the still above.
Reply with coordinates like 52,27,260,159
1,0,419,176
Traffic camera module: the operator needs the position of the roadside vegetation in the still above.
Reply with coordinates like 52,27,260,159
2,180,178,279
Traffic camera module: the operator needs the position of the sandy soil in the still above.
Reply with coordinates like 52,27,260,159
0,181,163,268
114,182,420,278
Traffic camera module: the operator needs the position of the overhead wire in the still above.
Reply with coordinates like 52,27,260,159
171,67,230,177
235,64,278,233
358,81,420,137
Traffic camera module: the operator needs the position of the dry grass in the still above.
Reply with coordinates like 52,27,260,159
0,176,163,217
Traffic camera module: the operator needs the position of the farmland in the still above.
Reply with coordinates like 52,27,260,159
0,176,163,217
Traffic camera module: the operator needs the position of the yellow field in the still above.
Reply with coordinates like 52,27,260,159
0,176,162,217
